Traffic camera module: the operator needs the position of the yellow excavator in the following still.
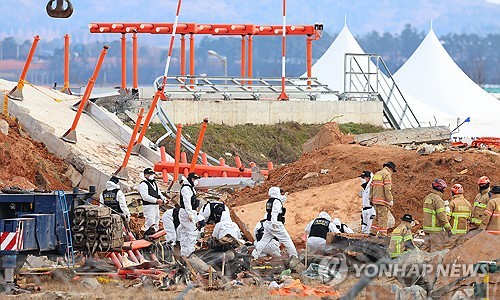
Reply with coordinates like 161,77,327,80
46,0,73,18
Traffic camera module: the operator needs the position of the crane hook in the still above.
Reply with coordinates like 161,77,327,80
46,0,74,18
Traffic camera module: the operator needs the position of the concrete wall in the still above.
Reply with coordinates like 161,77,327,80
152,100,383,126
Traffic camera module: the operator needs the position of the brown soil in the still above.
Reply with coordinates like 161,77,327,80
234,179,362,244
302,122,355,153
228,144,500,226
0,116,72,191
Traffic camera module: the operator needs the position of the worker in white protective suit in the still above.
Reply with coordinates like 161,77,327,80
212,211,241,241
304,211,339,252
332,218,354,233
252,187,298,258
178,172,201,257
138,168,167,232
161,207,181,244
359,171,376,234
201,200,230,224
253,219,281,257
100,175,130,222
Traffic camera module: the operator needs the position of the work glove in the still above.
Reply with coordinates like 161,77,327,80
389,200,394,207
156,199,164,205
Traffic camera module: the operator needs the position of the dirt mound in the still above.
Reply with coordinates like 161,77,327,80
0,116,71,191
228,144,500,225
234,179,362,245
302,122,355,153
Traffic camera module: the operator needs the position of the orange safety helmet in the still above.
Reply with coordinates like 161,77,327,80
451,184,464,195
478,176,490,186
432,179,447,192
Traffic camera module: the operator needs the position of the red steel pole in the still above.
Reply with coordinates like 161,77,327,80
241,36,246,85
62,45,109,143
189,119,209,172
278,0,289,100
8,35,40,101
60,34,72,94
306,36,312,88
132,32,138,94
180,34,186,76
115,108,144,175
121,33,127,93
173,124,182,181
189,33,195,88
135,0,183,147
247,35,253,87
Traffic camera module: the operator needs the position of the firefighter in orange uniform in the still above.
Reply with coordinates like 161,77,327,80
369,162,396,236
479,185,500,235
422,179,452,252
446,184,472,249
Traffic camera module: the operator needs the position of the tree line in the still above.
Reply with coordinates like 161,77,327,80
0,24,498,87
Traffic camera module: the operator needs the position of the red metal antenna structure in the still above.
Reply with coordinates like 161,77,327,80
88,22,323,92
278,0,289,100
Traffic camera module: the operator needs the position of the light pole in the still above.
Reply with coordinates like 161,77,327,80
208,50,227,84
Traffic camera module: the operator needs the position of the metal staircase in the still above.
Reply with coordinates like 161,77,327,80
56,190,75,269
341,53,421,129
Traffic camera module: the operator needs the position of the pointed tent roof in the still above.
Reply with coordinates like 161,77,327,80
394,29,500,122
307,25,454,128
305,25,364,93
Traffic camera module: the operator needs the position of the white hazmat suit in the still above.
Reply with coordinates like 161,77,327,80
252,187,298,258
99,180,130,221
305,212,339,251
360,173,376,234
162,208,180,243
178,177,199,257
138,173,166,232
212,211,241,240
253,220,280,257
333,218,354,233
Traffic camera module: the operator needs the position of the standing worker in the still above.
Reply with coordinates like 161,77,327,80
370,162,396,236
138,168,167,233
479,185,500,235
422,179,452,252
469,176,492,237
304,212,339,252
446,184,472,248
252,187,298,259
100,175,130,222
359,170,376,234
388,214,417,258
178,172,201,257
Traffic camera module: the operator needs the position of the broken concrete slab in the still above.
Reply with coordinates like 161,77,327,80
355,126,450,146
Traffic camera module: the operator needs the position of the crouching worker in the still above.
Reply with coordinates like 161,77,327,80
332,218,354,233
304,212,339,252
253,219,280,258
162,207,181,245
388,214,418,259
210,211,242,251
252,187,298,259
201,198,229,224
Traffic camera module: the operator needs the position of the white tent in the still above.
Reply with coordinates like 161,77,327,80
307,25,455,128
305,25,364,93
394,28,500,123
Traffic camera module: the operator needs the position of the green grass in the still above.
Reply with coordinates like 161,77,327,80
144,122,384,167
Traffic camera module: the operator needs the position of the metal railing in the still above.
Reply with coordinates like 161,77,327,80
342,53,420,129
153,75,337,101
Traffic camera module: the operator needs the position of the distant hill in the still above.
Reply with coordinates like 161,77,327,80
0,0,499,42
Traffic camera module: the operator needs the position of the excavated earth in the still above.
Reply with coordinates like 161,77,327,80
0,116,72,191
229,143,500,232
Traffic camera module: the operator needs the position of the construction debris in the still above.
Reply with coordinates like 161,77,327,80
355,126,450,146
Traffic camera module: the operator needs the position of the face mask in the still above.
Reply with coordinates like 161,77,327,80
194,179,199,186
410,221,416,227
360,178,367,184
148,175,155,180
